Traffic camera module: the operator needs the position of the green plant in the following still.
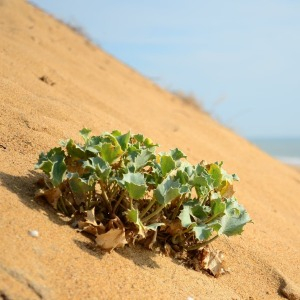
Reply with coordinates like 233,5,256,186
35,129,251,276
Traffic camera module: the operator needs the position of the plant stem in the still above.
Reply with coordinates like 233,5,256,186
99,181,112,211
204,212,223,224
109,182,117,196
171,196,184,220
140,197,156,218
113,190,127,214
142,204,165,223
186,235,219,251
110,185,120,200
58,197,69,216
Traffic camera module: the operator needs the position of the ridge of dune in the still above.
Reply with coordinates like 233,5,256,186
1,0,300,299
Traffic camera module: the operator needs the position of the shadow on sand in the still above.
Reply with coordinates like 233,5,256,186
0,170,161,269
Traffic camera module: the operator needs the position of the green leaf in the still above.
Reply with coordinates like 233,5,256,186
211,198,226,217
133,134,144,143
35,153,52,175
50,160,67,187
154,176,181,205
127,208,163,236
68,173,94,206
100,142,123,164
175,170,189,185
179,161,194,176
178,205,193,228
82,156,111,180
194,186,209,199
160,155,176,176
126,208,145,237
35,147,66,186
129,149,156,171
191,204,210,221
113,131,131,151
79,128,92,143
193,224,213,241
192,164,214,193
208,163,223,188
218,198,252,236
122,172,147,199
144,137,153,147
66,139,87,159
170,148,187,160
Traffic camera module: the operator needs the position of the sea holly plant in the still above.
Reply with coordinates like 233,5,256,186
35,129,251,276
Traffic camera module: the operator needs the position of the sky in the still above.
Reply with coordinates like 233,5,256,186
30,0,300,138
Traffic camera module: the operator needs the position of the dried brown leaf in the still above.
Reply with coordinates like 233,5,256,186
200,246,225,277
86,208,97,225
95,228,127,251
164,219,183,236
35,188,61,209
220,181,235,198
78,221,105,236
142,230,157,250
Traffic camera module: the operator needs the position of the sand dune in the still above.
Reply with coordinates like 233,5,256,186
1,0,300,299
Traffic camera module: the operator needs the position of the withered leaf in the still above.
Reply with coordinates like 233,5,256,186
95,228,127,251
86,208,98,226
165,219,183,236
35,188,61,209
77,208,105,236
200,246,225,277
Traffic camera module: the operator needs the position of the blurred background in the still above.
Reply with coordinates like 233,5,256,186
30,0,300,166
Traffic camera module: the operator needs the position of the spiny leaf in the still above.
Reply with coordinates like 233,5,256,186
35,147,64,172
154,176,181,205
66,139,87,159
193,225,213,241
133,133,144,143
174,170,189,185
100,142,123,164
129,149,156,171
144,137,155,147
35,147,67,186
79,128,92,143
82,157,111,180
211,198,226,217
50,159,67,187
192,164,214,191
127,208,145,237
112,130,131,151
178,205,193,228
170,148,187,160
219,180,235,198
160,155,176,176
218,198,252,236
208,163,223,188
68,173,94,206
122,172,147,199
191,204,210,221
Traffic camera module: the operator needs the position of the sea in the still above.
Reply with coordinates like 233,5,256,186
249,137,300,167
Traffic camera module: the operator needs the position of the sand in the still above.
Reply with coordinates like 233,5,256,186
0,0,300,299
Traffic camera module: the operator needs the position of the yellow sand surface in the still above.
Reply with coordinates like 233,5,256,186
1,1,299,299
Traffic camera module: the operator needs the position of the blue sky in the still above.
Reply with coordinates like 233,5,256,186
30,0,300,138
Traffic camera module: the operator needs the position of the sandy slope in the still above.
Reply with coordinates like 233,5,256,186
0,0,300,299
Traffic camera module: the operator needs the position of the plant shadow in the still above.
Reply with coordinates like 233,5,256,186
1,170,160,269
115,245,160,269
73,239,160,269
0,170,68,227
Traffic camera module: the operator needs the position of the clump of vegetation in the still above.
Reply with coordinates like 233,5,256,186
35,129,251,276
